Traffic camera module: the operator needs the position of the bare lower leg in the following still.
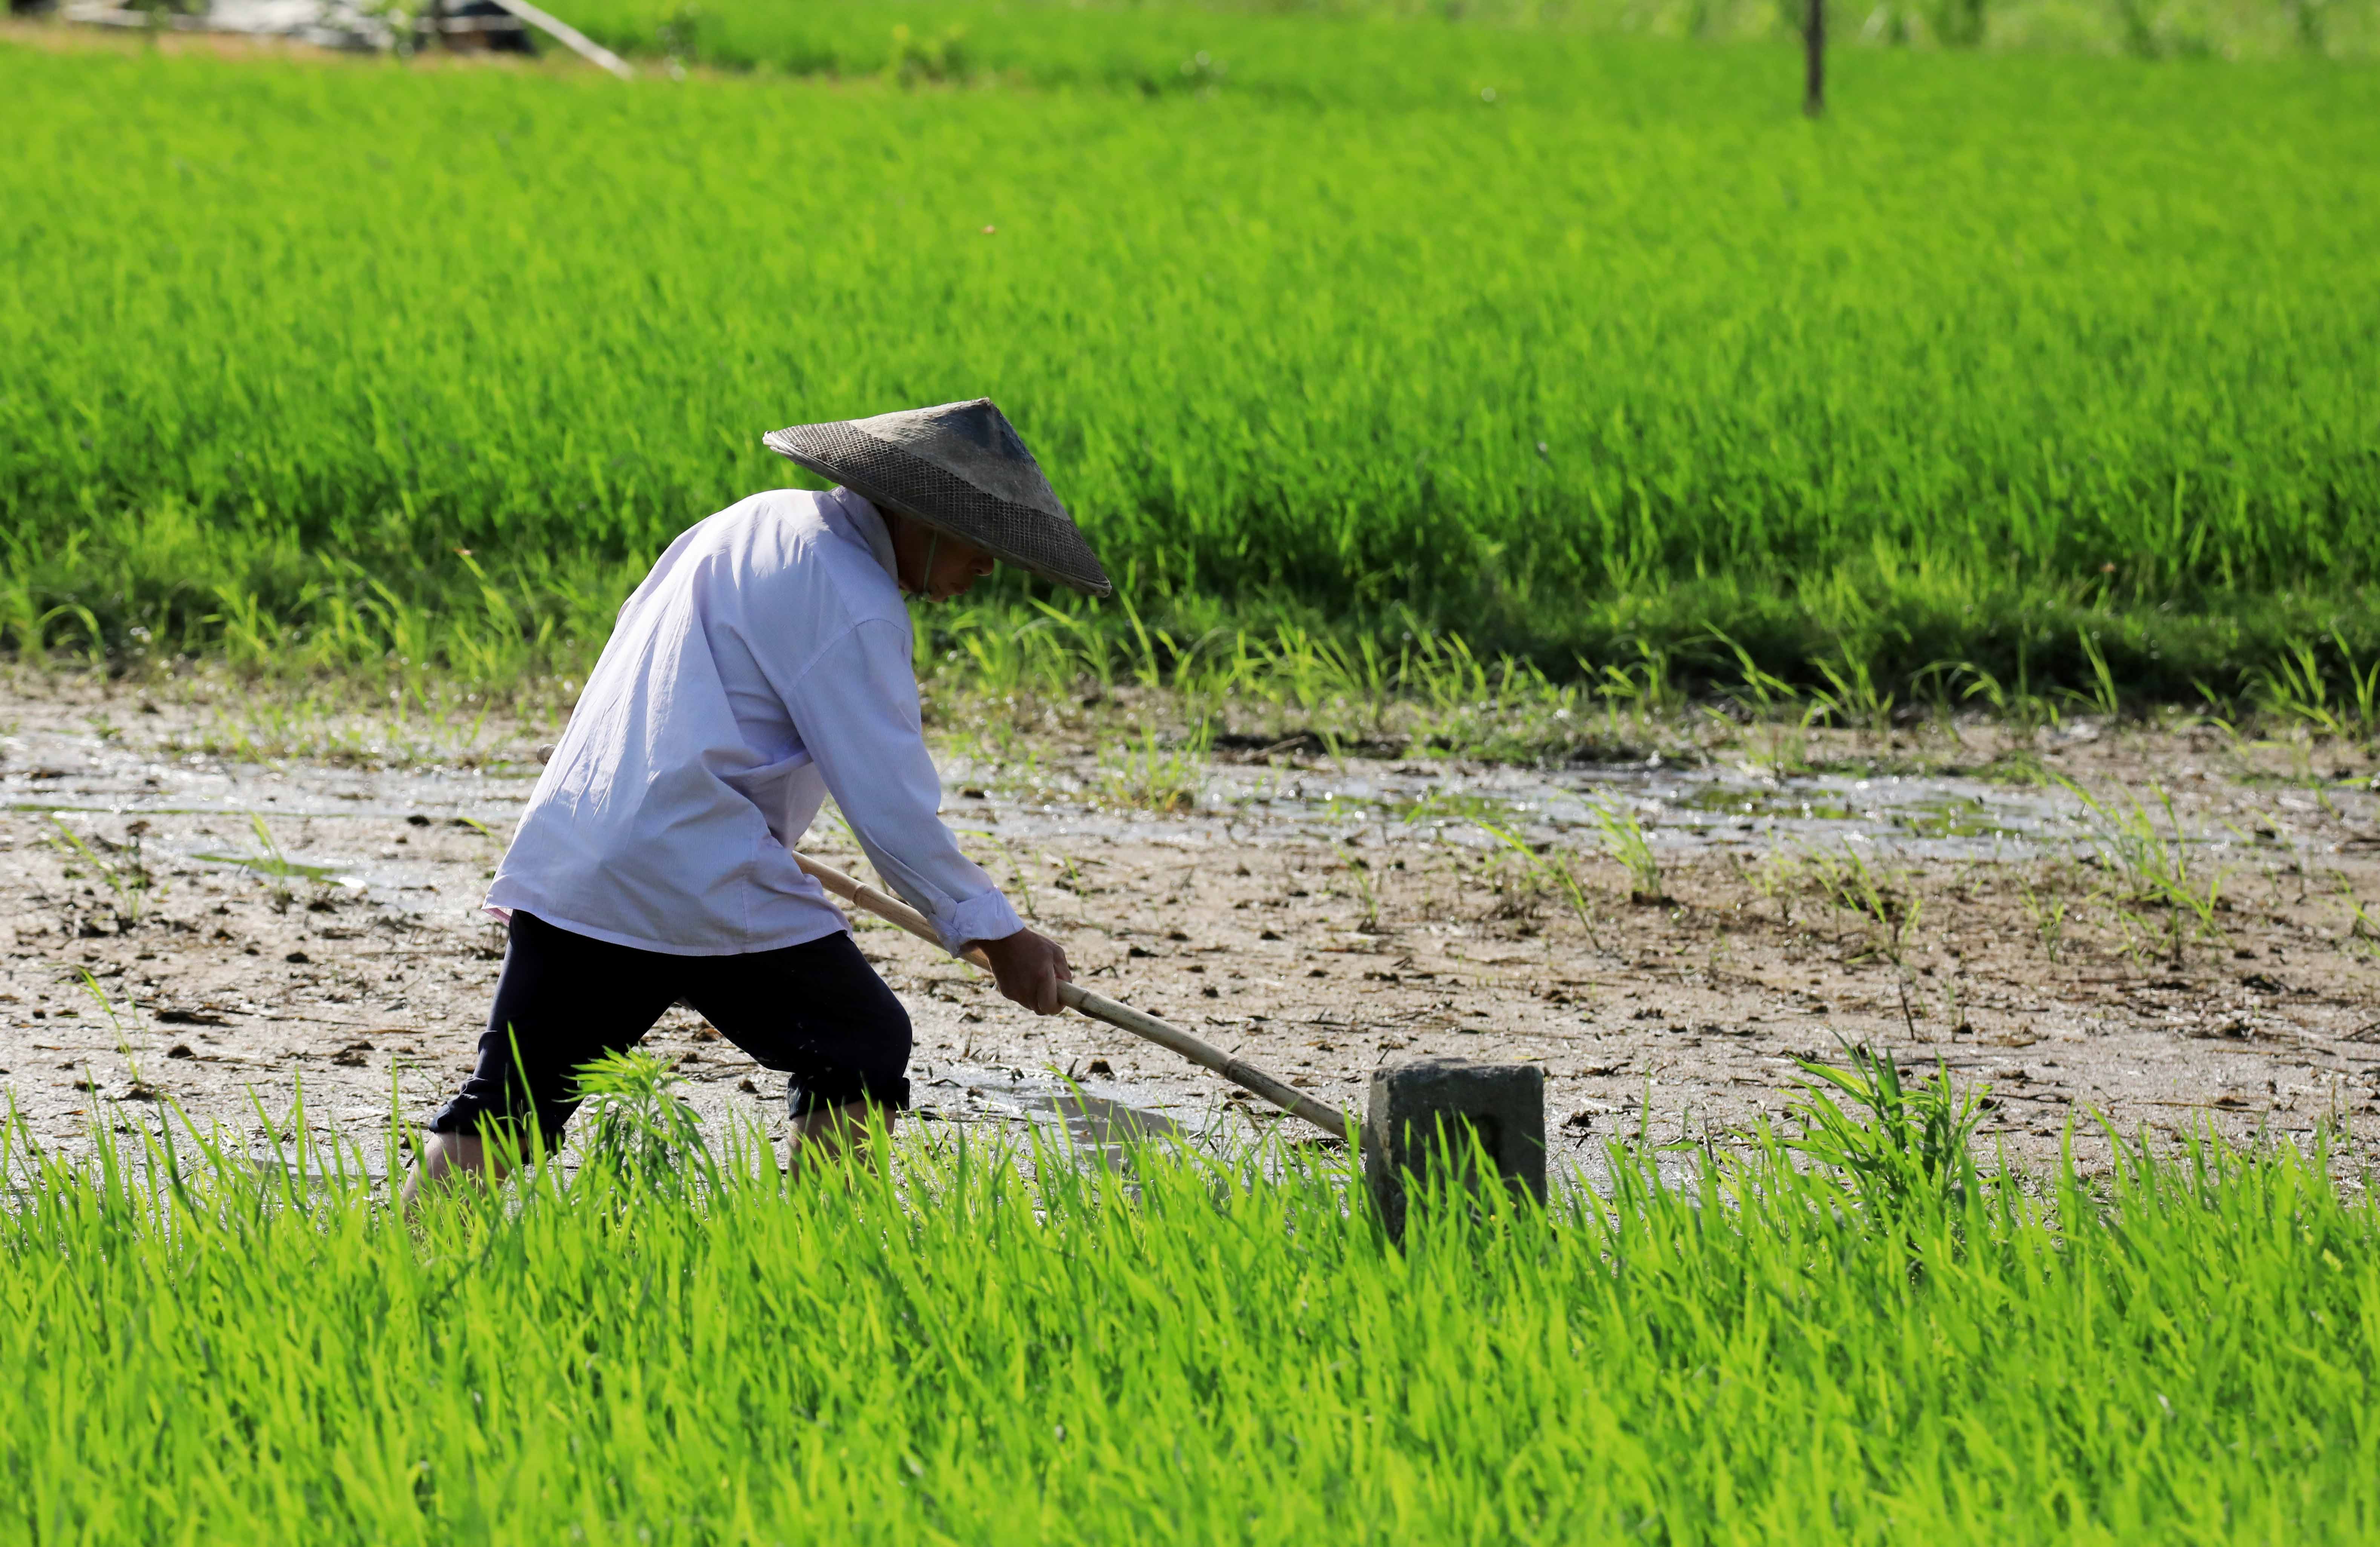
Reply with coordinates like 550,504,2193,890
786,1100,891,1173
399,1131,512,1212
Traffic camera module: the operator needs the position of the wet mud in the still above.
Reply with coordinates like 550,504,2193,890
5,670,2379,1183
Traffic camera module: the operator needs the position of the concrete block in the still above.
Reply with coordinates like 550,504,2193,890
1362,1058,1545,1240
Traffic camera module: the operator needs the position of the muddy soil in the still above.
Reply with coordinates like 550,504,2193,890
5,668,2379,1183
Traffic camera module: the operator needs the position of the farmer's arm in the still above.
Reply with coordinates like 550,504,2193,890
777,618,1070,1013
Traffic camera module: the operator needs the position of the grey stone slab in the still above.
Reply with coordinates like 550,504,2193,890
1362,1057,1545,1240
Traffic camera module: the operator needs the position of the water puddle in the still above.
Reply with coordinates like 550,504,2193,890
5,711,2274,904
962,757,2089,863
919,1061,1201,1140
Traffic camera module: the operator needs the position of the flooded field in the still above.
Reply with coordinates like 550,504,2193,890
5,668,2378,1181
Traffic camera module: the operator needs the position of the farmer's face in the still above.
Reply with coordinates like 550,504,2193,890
888,510,997,602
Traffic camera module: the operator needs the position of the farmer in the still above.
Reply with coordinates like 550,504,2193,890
403,400,1109,1202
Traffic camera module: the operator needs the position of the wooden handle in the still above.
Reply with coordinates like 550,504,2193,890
792,851,1353,1144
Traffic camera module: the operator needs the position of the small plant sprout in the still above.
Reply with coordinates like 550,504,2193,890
997,835,1038,919
1950,658,2058,734
2063,629,2123,724
1475,821,1599,947
2057,776,2227,967
955,826,1038,920
2337,874,2380,958
73,968,147,1092
1748,844,1806,926
1096,720,1209,814
249,814,298,913
1706,626,1806,776
47,815,152,932
1338,843,1383,934
1807,652,1896,742
1589,639,1680,747
2252,629,2380,745
1807,844,1924,1035
2018,874,2070,964
1586,797,1665,904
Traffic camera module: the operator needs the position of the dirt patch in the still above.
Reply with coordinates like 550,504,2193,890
5,668,2378,1179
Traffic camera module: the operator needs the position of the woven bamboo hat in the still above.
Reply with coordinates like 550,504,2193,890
763,399,1111,597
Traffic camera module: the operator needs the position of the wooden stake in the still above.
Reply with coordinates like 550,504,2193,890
1803,0,1825,117
793,851,1354,1144
480,0,635,79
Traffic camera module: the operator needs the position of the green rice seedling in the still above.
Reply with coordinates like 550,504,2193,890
1901,658,1974,744
935,610,1063,713
1706,626,1807,775
8,44,2380,705
45,815,151,932
1403,645,1595,763
1806,651,1897,742
1401,631,1492,724
242,814,298,913
72,969,149,1090
2254,636,2351,737
1810,843,1923,1032
952,827,1040,920
2018,872,2070,964
1587,639,1680,749
1786,1041,1981,1219
2342,630,2380,744
1337,843,1383,934
2252,628,2380,745
2064,629,2124,723
1746,843,1806,925
571,1047,723,1199
2058,776,2228,966
1948,657,2058,736
1474,820,1600,944
1585,797,1665,904
18,600,107,671
1808,844,1917,963
11,1070,2380,1543
2335,874,2380,959
1095,719,1211,812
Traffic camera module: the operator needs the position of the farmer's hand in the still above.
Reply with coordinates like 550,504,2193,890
975,928,1072,1016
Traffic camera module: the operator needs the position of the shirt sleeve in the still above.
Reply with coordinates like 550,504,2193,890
771,618,1024,954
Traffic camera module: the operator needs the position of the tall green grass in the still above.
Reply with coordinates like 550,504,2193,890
5,1081,2377,1542
550,0,2380,93
3,40,2377,699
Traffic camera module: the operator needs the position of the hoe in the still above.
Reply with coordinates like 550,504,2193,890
795,851,1544,1233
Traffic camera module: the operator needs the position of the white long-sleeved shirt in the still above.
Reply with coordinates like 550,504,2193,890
483,486,1024,957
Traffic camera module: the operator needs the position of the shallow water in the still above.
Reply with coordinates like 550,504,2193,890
960,755,2094,865
2,716,2303,923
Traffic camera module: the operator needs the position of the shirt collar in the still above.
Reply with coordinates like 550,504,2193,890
825,487,901,584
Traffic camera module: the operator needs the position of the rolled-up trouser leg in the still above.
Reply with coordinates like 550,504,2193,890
681,931,913,1117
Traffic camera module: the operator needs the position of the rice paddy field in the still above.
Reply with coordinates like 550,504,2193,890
9,9,2380,1542
3,15,2378,703
8,1095,2380,1543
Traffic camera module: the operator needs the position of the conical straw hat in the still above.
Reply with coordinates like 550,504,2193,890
762,399,1112,597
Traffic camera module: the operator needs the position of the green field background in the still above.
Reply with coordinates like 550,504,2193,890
556,0,2380,86
3,31,2376,694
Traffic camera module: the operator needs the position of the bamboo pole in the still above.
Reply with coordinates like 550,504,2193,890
1802,0,1825,117
479,0,635,78
792,851,1354,1144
